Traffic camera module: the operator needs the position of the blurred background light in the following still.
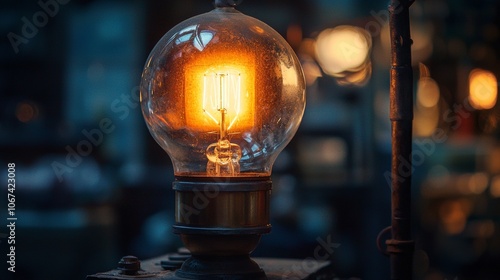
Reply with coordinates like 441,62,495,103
414,64,441,137
16,100,39,123
287,23,303,50
417,77,440,108
315,25,372,85
469,68,498,110
301,57,322,86
490,175,500,197
413,104,439,137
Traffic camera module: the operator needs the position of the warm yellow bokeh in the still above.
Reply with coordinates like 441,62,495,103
491,175,500,197
417,77,440,108
469,68,497,110
315,25,371,76
413,105,439,137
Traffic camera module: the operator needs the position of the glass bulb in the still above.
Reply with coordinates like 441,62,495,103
140,7,305,178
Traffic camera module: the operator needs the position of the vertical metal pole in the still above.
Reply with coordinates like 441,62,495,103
387,0,415,279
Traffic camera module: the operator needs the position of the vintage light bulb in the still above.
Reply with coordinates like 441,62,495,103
141,7,305,179
140,2,305,278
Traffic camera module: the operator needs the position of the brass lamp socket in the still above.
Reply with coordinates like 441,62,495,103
173,177,271,255
172,177,271,279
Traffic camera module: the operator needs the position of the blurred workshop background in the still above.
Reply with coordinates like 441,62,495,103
1,0,500,279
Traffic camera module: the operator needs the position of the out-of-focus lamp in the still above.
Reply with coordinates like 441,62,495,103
140,0,305,278
469,68,498,110
315,25,372,86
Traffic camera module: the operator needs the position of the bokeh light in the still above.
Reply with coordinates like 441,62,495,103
16,101,39,123
315,25,372,85
414,64,441,137
417,77,440,108
469,68,498,110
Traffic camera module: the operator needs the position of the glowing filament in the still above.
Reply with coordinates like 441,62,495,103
204,69,242,176
203,70,242,135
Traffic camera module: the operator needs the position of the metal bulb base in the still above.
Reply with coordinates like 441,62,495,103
172,177,271,278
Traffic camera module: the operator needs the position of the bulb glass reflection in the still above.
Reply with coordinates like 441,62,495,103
141,7,306,178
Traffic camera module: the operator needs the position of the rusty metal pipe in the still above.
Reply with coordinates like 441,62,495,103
387,0,415,279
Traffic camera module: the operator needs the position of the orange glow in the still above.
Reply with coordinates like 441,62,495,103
16,102,38,123
184,51,255,132
414,64,440,136
469,68,498,110
416,64,440,108
468,172,489,194
413,105,439,137
439,199,471,235
286,24,302,49
490,175,500,197
302,58,322,85
336,61,372,86
417,77,440,108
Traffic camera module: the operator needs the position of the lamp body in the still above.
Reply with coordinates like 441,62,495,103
140,5,305,279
